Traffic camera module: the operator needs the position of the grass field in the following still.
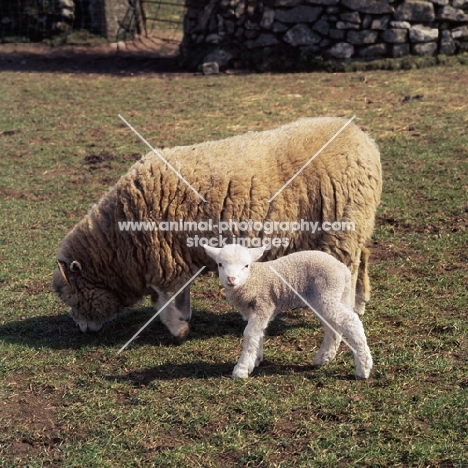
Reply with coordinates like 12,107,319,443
0,58,467,467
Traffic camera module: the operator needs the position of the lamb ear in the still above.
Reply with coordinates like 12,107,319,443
249,246,266,262
203,245,221,261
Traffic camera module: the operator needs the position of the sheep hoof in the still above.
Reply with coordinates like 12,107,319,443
354,302,366,316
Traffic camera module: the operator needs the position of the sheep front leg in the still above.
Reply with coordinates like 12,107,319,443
232,317,269,379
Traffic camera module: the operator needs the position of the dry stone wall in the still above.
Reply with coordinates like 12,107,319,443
181,0,468,70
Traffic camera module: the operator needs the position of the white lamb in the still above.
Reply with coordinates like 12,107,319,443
204,244,373,380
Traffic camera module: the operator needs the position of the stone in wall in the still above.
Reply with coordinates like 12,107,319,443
347,30,379,44
438,5,468,20
312,18,331,35
246,33,280,48
307,0,340,4
329,29,346,39
275,6,323,22
182,0,468,70
275,0,302,6
408,24,439,42
371,16,391,29
272,22,289,33
340,11,361,23
412,41,438,54
358,43,388,57
203,48,234,67
452,24,468,37
440,30,456,53
325,42,355,58
382,28,409,43
389,20,411,28
341,0,394,14
261,8,275,28
394,1,435,22
336,21,361,29
391,43,411,57
283,24,322,45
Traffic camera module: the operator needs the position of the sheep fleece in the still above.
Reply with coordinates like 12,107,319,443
53,117,382,323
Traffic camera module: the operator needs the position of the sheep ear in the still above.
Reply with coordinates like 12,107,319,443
249,246,266,262
147,283,163,296
70,260,82,272
203,245,221,261
147,284,172,308
57,260,71,286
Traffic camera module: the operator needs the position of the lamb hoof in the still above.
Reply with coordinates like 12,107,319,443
232,366,249,379
355,370,371,380
314,355,332,366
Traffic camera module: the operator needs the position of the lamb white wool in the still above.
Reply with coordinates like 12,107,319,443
204,244,373,379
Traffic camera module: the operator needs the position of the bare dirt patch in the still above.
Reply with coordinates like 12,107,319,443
0,32,183,75
0,376,64,461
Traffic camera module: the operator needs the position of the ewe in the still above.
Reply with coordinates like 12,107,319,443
204,244,373,379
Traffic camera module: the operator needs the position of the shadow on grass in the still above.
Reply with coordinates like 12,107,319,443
107,360,356,384
0,306,313,351
0,51,183,75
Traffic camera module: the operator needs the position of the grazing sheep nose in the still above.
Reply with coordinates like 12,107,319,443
226,277,237,286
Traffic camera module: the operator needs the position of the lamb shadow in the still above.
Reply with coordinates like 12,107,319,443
107,360,355,385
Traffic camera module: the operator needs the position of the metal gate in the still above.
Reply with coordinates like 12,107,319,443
139,0,186,40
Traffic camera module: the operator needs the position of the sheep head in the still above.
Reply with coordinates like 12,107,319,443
52,259,121,332
204,244,266,289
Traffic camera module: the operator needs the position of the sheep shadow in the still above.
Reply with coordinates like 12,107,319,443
0,306,312,351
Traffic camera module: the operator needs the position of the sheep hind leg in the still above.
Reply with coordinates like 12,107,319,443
336,305,373,379
355,246,371,316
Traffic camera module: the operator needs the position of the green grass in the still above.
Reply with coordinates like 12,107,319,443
0,63,467,467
